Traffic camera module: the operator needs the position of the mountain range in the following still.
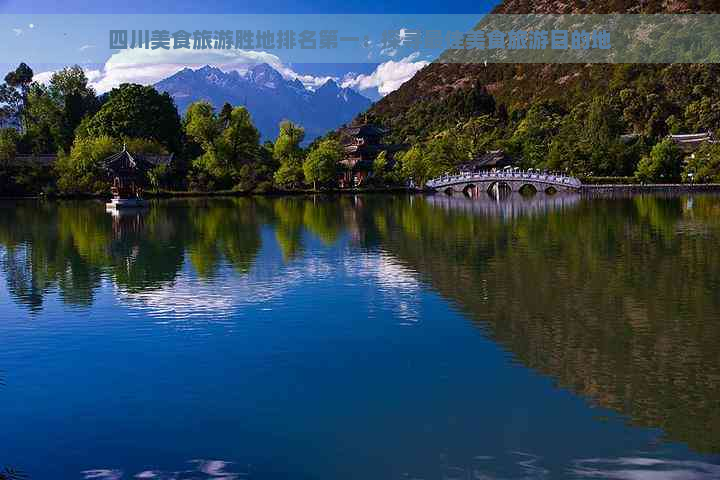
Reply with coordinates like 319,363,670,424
155,64,372,142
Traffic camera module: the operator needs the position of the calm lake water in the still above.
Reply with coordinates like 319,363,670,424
1,194,720,479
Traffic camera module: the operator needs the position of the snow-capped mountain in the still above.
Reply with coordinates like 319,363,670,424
155,64,372,142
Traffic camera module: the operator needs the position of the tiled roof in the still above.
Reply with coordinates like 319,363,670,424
104,148,173,174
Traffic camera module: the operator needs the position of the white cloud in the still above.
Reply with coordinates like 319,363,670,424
33,68,103,87
79,44,95,52
32,71,54,84
32,41,336,94
12,28,23,36
28,23,35,29
342,52,428,96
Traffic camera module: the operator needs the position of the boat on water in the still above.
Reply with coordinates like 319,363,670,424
106,196,148,210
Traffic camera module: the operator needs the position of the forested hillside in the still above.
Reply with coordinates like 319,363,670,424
363,0,720,181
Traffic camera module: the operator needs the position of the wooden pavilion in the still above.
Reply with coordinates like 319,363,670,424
104,145,173,208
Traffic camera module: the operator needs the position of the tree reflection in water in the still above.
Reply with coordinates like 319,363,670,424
1,193,720,458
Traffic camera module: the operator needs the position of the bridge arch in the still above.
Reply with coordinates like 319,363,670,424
518,184,538,196
487,181,512,196
544,186,558,195
462,184,480,197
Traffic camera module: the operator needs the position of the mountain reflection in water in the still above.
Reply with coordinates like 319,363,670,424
1,194,719,479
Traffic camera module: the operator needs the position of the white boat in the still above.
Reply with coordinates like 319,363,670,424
106,196,149,210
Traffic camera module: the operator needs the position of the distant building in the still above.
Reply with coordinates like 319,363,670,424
619,133,641,144
668,132,717,152
339,122,402,187
458,149,514,173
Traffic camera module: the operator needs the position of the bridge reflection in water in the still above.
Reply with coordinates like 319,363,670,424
426,191,583,219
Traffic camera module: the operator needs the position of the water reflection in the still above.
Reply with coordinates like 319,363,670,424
82,460,244,480
79,455,720,480
1,193,720,472
377,194,720,455
570,456,720,479
427,192,583,219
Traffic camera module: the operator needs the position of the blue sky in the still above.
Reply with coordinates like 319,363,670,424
0,0,499,14
0,1,497,99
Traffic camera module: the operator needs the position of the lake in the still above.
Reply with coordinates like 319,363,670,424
1,194,719,479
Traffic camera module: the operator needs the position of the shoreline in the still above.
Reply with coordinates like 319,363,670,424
2,184,720,201
0,186,419,201
580,183,720,195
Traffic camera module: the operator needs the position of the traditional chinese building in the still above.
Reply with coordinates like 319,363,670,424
339,122,402,187
668,132,717,152
458,149,514,173
104,146,173,200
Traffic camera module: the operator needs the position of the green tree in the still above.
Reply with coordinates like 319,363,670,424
585,95,623,147
424,134,463,178
456,114,498,158
47,66,99,150
635,138,682,183
399,145,430,187
185,103,261,190
22,83,63,154
508,100,565,169
273,121,305,189
148,163,169,193
216,106,260,171
274,120,304,162
55,135,118,194
0,128,19,164
684,97,720,134
304,139,342,190
82,84,182,152
218,102,233,128
1,63,34,131
184,101,218,149
373,150,388,184
125,138,168,156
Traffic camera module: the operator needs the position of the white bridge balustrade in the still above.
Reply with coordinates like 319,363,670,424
426,170,583,194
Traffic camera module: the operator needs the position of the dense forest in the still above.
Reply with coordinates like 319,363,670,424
0,63,364,197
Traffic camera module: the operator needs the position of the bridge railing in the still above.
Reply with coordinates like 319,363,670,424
426,170,582,189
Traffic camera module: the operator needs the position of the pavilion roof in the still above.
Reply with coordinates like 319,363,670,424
104,147,173,175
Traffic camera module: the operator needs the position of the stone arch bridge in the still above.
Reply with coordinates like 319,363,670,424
426,171,582,195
